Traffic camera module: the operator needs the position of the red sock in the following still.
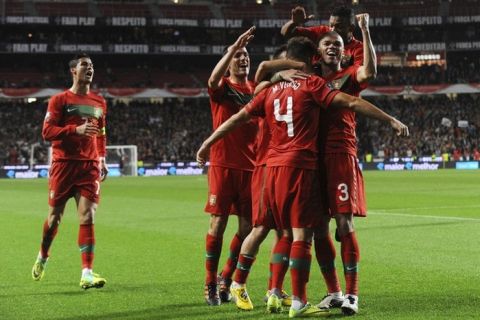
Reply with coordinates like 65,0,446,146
289,241,312,303
314,234,341,293
78,224,95,269
340,231,360,295
220,233,242,280
40,219,59,259
270,236,291,291
205,233,222,285
268,261,273,290
233,254,255,285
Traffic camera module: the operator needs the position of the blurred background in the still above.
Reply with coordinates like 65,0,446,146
0,0,479,177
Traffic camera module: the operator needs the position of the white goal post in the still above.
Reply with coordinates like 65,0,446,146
106,145,138,177
46,145,138,177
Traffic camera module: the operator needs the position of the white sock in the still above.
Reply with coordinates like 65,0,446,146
291,297,305,310
82,268,92,277
330,291,343,298
270,288,282,297
230,281,244,289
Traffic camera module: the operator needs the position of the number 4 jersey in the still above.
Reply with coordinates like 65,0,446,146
245,76,339,170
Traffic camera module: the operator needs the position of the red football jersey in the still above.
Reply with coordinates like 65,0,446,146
254,117,270,166
296,25,363,66
43,90,107,161
208,77,257,171
245,76,339,170
319,65,368,155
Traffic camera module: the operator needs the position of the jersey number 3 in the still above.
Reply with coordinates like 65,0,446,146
274,97,294,137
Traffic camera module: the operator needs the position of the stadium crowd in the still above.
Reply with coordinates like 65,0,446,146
1,94,478,166
1,56,479,89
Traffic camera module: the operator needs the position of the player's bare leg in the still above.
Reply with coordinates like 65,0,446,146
230,225,269,310
335,213,359,315
289,228,328,317
76,194,106,290
32,205,65,280
205,214,229,305
313,215,344,310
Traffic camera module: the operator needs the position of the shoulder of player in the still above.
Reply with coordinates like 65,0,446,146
345,37,363,50
87,91,107,107
48,91,68,106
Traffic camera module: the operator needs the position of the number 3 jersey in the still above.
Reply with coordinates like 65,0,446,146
245,76,339,170
43,90,107,161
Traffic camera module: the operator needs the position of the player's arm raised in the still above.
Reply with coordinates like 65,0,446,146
280,6,314,38
356,13,377,83
332,92,409,136
208,26,255,90
197,109,252,167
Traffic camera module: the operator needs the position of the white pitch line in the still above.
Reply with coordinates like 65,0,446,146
369,211,480,222
373,204,480,211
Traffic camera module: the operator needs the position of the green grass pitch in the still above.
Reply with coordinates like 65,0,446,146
0,170,479,319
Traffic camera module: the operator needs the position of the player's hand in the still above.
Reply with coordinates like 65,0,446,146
196,144,210,168
99,157,109,182
390,118,409,136
356,13,370,31
278,69,310,82
76,119,99,137
291,6,314,25
231,26,256,51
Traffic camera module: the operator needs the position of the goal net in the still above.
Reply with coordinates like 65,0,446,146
106,145,138,177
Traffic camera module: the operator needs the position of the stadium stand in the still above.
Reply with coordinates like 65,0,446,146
0,0,479,164
1,94,479,165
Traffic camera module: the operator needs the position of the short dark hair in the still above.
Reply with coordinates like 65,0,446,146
272,44,287,59
69,53,90,68
286,37,317,64
318,31,343,44
331,6,355,25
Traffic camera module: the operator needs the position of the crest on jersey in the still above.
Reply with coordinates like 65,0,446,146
209,194,217,206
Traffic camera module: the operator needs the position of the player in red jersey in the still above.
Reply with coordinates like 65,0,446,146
197,37,408,318
203,27,259,306
221,46,311,312
313,24,376,315
281,6,364,67
31,53,108,290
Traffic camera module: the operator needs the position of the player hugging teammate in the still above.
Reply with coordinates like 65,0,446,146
198,5,409,318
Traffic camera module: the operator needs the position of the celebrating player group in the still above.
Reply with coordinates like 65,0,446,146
196,5,409,318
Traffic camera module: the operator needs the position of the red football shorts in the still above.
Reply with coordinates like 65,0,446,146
251,165,275,229
204,166,252,218
48,160,101,207
320,153,367,217
266,166,324,229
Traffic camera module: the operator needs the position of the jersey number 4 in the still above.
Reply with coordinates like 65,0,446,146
274,97,294,137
